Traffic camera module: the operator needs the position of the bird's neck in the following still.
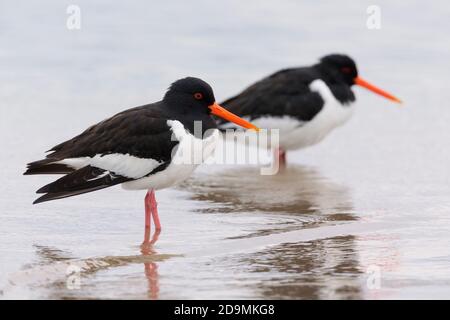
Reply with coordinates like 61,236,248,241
313,64,356,105
165,104,217,138
180,114,218,138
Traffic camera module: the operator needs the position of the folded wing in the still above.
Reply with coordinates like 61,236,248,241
25,103,178,203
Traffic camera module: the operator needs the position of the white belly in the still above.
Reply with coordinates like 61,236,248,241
122,123,220,190
244,79,354,151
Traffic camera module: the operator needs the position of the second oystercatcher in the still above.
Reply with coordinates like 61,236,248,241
219,54,401,166
24,77,258,245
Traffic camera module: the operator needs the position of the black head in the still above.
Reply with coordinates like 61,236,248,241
164,77,216,114
163,77,260,133
319,54,358,86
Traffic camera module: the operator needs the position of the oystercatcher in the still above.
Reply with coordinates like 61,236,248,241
24,77,258,244
219,54,401,166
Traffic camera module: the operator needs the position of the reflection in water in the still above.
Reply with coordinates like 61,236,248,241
20,166,363,299
144,262,159,300
233,236,363,299
184,165,354,217
28,238,168,299
33,245,74,264
183,165,363,299
182,165,357,239
140,231,161,300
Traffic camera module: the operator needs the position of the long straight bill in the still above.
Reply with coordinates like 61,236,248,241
354,77,402,103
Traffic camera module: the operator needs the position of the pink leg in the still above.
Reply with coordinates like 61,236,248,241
275,148,287,169
148,189,161,231
142,189,161,246
143,191,152,244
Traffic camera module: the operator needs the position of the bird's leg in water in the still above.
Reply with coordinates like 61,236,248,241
142,189,161,246
143,190,152,244
148,189,161,231
274,148,287,168
139,222,160,300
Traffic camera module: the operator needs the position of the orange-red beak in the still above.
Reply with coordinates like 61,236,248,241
209,103,259,131
354,77,402,103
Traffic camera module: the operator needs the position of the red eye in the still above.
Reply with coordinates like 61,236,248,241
194,92,203,100
341,67,352,74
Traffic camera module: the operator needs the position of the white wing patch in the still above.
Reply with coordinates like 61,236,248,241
56,119,219,190
86,170,110,182
57,153,163,179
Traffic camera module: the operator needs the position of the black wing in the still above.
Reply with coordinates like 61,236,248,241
220,67,325,123
32,166,131,204
25,102,178,203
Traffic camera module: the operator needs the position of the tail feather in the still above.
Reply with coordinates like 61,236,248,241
33,186,111,204
33,166,130,204
24,159,74,175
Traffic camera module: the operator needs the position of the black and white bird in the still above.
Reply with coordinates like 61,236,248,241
219,54,401,165
24,77,258,245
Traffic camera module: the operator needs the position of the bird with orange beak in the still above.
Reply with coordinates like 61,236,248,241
24,77,258,245
218,54,401,166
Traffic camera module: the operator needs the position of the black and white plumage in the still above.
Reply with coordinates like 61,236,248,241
25,77,258,205
219,54,401,153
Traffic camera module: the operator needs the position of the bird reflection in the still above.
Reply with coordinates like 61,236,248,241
32,236,163,299
238,235,363,299
183,164,355,217
181,164,356,239
182,164,363,299
140,230,161,300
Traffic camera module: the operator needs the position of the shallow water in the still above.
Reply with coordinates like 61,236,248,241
1,1,450,299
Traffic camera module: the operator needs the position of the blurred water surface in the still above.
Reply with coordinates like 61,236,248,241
1,1,450,299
